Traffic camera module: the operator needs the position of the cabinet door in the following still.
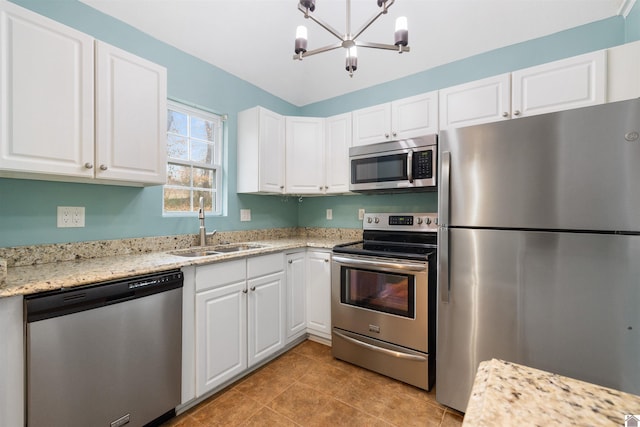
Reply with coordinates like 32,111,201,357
195,281,247,396
247,272,285,367
285,116,325,194
512,50,606,118
0,2,94,178
324,112,352,194
391,91,439,139
608,41,640,103
95,41,167,184
439,74,511,130
259,108,286,193
352,103,392,146
286,252,307,342
306,251,331,339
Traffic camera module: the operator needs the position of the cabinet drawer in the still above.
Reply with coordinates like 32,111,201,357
196,259,246,292
247,253,283,278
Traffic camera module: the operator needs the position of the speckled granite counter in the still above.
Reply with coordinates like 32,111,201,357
463,359,640,426
0,229,361,298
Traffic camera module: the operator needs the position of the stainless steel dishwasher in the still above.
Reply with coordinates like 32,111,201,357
25,270,183,427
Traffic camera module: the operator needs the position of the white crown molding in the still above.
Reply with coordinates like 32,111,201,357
618,0,637,17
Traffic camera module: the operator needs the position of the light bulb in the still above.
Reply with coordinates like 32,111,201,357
295,26,308,54
394,17,408,46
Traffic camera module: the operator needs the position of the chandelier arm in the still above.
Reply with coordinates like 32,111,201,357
352,0,395,41
297,3,344,41
291,42,343,60
355,40,410,52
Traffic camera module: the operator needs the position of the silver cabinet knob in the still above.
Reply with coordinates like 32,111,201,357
242,289,248,294
502,112,509,118
280,185,285,189
84,163,93,169
324,259,329,263
392,131,397,137
514,110,521,116
99,164,108,171
288,259,293,264
319,186,323,190
324,186,328,190
384,133,390,138
250,286,256,291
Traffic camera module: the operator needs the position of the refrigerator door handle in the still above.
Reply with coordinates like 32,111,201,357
440,151,451,303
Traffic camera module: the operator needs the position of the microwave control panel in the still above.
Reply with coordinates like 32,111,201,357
413,150,433,179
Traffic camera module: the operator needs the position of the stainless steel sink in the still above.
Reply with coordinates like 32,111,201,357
170,243,266,257
211,244,263,253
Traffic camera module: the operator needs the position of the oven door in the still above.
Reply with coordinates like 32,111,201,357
331,254,429,352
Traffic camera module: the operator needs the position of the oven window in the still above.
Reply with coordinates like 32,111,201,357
341,267,415,318
351,153,408,184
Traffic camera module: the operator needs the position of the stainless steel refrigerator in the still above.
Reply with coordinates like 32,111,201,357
436,98,640,412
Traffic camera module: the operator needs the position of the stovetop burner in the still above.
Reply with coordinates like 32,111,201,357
333,213,438,261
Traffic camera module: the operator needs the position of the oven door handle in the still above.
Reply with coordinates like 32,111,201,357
332,255,426,272
333,330,427,362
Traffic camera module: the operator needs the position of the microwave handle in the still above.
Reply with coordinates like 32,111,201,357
407,150,414,183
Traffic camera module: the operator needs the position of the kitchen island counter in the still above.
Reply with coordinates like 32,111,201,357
463,358,640,426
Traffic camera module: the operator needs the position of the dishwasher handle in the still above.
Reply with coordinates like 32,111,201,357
25,270,183,323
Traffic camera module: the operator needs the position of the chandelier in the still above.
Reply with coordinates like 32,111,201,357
293,0,410,77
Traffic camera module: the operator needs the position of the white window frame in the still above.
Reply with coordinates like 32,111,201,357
163,101,225,216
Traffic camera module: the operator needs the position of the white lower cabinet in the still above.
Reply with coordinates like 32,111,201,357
306,249,332,340
194,254,284,397
0,296,24,427
285,251,307,343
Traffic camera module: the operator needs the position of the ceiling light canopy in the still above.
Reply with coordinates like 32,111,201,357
293,0,410,77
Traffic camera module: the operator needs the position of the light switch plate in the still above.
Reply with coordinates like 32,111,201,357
326,209,333,220
358,209,365,220
240,209,251,221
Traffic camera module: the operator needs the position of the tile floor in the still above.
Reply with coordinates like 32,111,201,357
164,339,464,427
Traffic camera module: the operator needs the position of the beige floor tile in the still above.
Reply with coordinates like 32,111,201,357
163,340,464,427
191,389,262,427
240,406,299,427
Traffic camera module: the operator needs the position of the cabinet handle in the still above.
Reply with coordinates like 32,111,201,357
502,112,509,118
242,289,248,294
324,259,329,263
384,133,390,138
324,186,328,190
319,186,323,190
250,286,256,291
288,260,293,264
99,164,108,171
513,110,521,116
280,185,284,189
84,163,93,169
392,131,397,137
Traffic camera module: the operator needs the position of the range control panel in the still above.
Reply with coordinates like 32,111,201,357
363,213,438,232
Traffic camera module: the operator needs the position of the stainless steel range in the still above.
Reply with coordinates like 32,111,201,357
331,212,437,390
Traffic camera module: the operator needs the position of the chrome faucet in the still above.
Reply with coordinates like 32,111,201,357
198,196,216,247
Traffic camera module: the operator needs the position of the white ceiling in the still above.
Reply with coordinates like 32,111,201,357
80,0,630,106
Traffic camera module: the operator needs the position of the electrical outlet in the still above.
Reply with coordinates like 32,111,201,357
358,209,365,220
240,209,251,221
57,206,85,228
326,209,333,220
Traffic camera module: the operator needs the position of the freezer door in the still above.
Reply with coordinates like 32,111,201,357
439,98,640,231
436,228,640,412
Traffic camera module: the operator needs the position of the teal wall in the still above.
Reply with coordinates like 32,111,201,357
0,0,636,247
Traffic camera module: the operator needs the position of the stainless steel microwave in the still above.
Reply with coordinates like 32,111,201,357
349,135,437,192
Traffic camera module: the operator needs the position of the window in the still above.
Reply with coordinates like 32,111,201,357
164,102,224,215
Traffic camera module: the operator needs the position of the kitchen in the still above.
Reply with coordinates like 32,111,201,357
1,0,640,425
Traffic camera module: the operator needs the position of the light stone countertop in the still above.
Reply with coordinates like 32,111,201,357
463,359,640,427
0,237,355,298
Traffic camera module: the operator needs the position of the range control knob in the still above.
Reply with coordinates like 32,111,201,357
425,217,432,225
417,218,423,225
367,217,373,224
374,217,380,224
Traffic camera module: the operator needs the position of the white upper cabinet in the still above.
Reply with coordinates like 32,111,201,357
512,50,606,117
439,74,512,130
324,112,352,194
607,40,640,103
353,91,438,146
0,2,167,186
0,1,94,178
237,106,286,194
440,50,607,130
285,116,325,195
95,41,167,184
